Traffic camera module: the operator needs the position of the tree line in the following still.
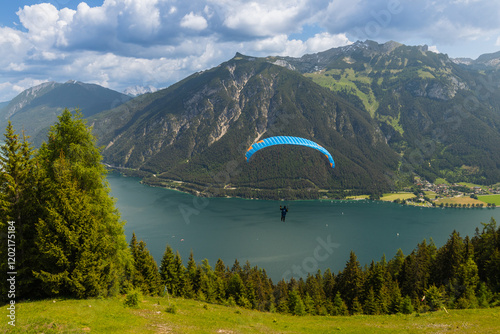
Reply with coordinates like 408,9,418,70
1,110,499,317
130,218,500,315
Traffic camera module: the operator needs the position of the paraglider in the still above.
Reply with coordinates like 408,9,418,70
245,136,335,222
245,136,335,168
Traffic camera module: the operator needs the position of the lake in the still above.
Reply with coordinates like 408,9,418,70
108,173,500,281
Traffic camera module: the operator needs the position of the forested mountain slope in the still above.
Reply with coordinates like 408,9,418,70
91,54,399,198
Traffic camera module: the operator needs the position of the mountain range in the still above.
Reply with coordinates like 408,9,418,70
0,80,131,146
2,41,500,198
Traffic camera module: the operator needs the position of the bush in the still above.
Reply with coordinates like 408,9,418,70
165,304,177,314
124,290,142,308
400,296,414,314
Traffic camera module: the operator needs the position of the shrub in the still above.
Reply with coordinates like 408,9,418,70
165,304,177,314
124,290,142,308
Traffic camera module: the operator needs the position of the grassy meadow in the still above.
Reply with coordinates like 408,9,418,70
2,296,500,333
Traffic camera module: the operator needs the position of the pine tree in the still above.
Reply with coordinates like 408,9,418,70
332,291,349,316
133,239,161,295
274,279,290,313
199,258,216,302
288,289,306,315
400,295,414,314
215,258,227,279
388,281,403,314
337,251,364,312
388,248,405,282
227,273,246,306
363,287,379,315
452,256,479,308
434,230,465,286
472,218,500,292
33,110,130,298
424,284,444,311
159,245,177,295
173,251,187,297
0,122,41,299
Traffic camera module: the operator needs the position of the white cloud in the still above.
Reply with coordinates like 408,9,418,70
428,45,440,53
180,12,208,31
304,32,352,54
0,0,499,102
222,1,304,37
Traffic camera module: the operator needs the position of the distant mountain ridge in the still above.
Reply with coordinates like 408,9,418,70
90,53,399,198
269,41,500,185
89,41,500,197
3,40,500,197
123,85,158,97
0,80,131,146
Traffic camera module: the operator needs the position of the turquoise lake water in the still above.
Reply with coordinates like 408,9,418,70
108,173,500,281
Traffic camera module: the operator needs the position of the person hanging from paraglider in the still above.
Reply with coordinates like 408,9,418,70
245,136,335,224
280,205,288,222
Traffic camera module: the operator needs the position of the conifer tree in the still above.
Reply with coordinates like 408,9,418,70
199,258,216,302
215,258,228,279
337,251,364,312
288,289,306,315
452,256,479,308
434,230,465,286
472,218,500,292
388,281,403,314
159,245,177,295
388,248,405,282
274,279,290,313
332,291,349,316
173,251,187,296
363,287,379,315
33,110,130,298
424,284,444,311
227,272,246,305
184,250,197,297
400,295,414,314
132,238,161,295
0,122,41,299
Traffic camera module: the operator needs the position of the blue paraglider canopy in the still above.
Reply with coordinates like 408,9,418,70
245,136,335,168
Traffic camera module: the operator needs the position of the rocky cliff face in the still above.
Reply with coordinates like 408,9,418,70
90,42,500,194
91,54,398,195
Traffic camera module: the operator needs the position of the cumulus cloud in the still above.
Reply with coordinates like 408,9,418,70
0,0,499,102
324,0,500,48
428,45,440,53
180,12,208,31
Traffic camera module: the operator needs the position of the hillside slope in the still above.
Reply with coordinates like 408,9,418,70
0,81,131,146
91,54,399,198
271,41,500,185
6,297,500,333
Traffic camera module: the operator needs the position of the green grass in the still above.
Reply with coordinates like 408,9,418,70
434,178,449,185
477,194,500,205
305,69,379,117
381,192,415,202
4,297,500,333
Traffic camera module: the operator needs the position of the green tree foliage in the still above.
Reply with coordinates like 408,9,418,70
0,122,41,300
129,233,161,295
472,218,500,293
2,110,131,299
400,295,414,314
336,251,364,312
159,245,178,295
141,219,500,317
424,285,444,311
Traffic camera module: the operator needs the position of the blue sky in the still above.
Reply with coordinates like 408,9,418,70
1,0,500,102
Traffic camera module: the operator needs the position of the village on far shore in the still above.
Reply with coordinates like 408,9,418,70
349,177,500,208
